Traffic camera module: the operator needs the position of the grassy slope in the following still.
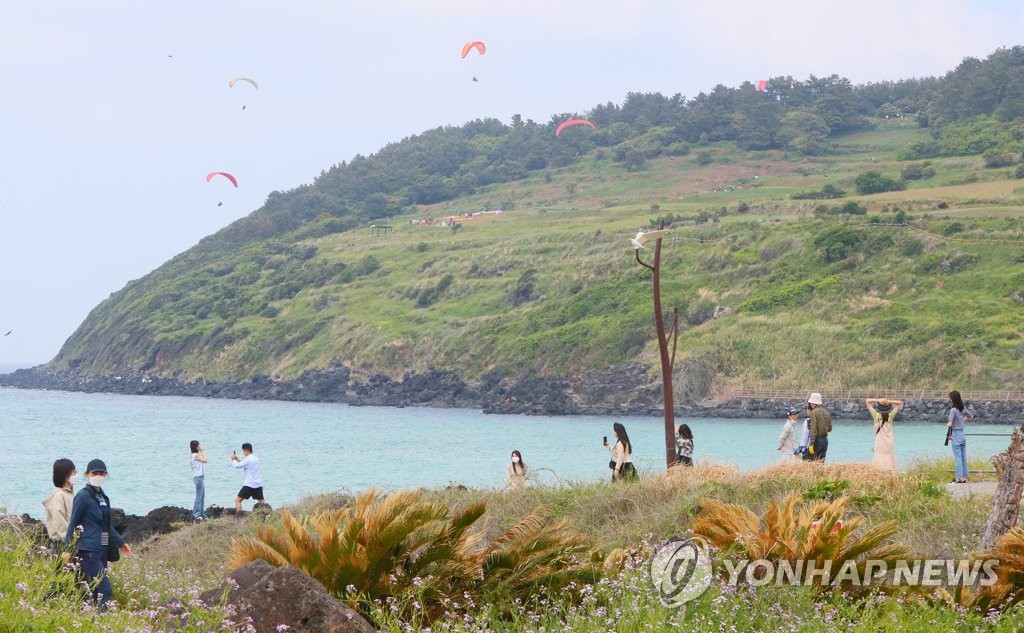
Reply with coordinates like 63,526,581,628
52,119,1024,391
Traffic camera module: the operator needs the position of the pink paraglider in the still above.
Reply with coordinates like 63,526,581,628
756,79,768,92
206,171,238,187
461,41,486,58
555,118,596,136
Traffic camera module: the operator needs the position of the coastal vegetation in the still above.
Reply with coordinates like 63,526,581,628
48,47,1024,395
2,457,1023,631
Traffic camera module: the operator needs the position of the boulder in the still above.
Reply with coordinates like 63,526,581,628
200,561,377,633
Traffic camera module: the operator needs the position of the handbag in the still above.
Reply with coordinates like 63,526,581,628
107,542,121,562
609,460,617,470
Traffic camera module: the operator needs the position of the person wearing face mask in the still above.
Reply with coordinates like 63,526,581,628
42,458,76,550
65,459,132,611
506,450,527,490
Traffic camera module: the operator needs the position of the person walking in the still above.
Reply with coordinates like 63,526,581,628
866,397,902,471
231,443,265,513
806,392,832,462
947,390,973,483
676,424,694,466
777,409,799,460
43,458,76,549
506,450,527,490
189,440,208,522
64,459,132,611
605,422,638,481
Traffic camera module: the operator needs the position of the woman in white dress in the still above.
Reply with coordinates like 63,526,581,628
865,397,902,471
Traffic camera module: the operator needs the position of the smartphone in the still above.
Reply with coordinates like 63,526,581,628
603,436,607,444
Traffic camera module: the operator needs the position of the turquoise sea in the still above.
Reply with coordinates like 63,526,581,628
2,387,1017,517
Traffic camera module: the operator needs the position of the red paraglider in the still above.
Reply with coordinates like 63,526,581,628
555,119,596,136
461,41,486,58
756,79,768,92
206,171,238,187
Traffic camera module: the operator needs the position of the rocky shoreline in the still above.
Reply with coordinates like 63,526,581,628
2,363,1023,424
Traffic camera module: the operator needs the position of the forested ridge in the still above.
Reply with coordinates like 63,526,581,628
201,47,1024,251
46,47,1024,393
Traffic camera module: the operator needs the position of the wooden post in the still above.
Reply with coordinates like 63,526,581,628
635,219,677,468
979,425,1024,551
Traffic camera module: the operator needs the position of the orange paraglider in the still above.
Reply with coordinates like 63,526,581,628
206,172,238,187
461,41,486,58
555,119,596,136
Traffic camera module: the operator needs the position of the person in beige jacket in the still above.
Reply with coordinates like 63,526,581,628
42,458,77,546
505,450,527,490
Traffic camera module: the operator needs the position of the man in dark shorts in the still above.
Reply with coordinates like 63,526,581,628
230,443,265,512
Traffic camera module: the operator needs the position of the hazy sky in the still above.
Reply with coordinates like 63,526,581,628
1,1,1022,366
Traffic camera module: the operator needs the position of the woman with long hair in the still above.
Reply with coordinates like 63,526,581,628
506,450,527,490
189,440,208,522
605,422,638,481
865,397,902,471
676,424,694,466
947,390,972,483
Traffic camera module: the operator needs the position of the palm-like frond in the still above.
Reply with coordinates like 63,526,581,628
692,492,905,593
227,488,608,622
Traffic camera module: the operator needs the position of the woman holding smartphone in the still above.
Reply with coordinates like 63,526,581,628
604,422,638,482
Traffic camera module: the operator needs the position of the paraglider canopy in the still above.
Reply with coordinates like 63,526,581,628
229,77,259,89
206,171,238,187
555,119,596,136
756,79,767,92
461,41,486,58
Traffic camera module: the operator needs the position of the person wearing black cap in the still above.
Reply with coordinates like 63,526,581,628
777,408,800,459
64,459,132,610
866,398,902,471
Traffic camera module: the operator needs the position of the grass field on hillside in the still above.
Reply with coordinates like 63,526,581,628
51,119,1024,393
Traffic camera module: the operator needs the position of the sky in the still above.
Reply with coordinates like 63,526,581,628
1,0,1023,367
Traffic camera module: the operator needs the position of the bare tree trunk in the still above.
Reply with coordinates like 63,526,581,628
979,426,1024,551
651,221,677,469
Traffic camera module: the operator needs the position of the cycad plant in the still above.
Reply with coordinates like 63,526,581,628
228,489,609,621
946,527,1024,613
691,492,907,591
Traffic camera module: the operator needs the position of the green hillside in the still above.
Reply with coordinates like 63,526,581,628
51,48,1024,394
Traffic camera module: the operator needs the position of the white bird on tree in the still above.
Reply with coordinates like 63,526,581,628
631,229,669,250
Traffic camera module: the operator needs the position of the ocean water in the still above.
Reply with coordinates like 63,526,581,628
2,388,1017,517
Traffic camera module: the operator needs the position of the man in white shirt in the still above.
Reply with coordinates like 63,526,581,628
230,442,266,513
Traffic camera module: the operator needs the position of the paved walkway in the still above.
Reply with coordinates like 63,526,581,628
947,480,998,499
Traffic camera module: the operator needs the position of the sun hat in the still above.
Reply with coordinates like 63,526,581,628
807,392,823,405
873,402,893,413
85,459,108,474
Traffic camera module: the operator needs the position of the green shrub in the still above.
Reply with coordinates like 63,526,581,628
813,227,865,262
855,171,906,194
901,162,936,180
982,148,1016,168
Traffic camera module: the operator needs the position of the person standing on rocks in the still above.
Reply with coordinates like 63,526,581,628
777,409,799,460
866,397,901,471
189,440,208,522
231,443,266,513
806,393,832,462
